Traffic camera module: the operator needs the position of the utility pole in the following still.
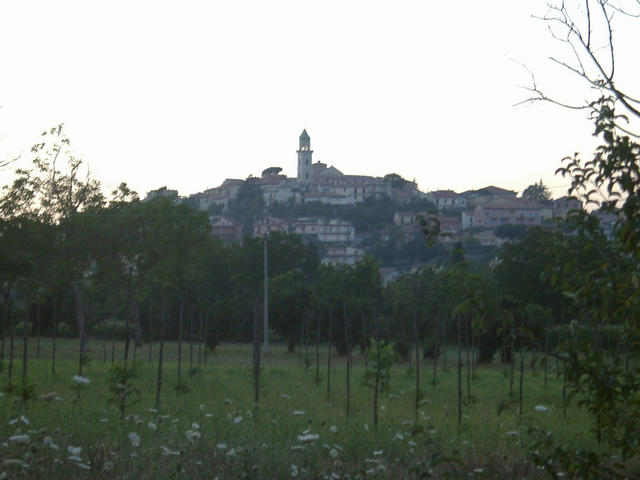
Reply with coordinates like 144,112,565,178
263,234,269,355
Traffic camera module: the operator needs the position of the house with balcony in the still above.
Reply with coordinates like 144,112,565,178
472,198,543,228
321,246,366,266
253,216,290,237
292,217,355,243
425,190,467,210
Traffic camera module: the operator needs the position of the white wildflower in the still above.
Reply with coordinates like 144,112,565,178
199,404,205,411
43,436,59,451
364,424,369,432
395,433,404,441
185,429,201,443
216,443,227,450
226,448,237,457
99,418,109,423
293,410,305,415
75,462,91,470
19,416,29,425
297,433,319,443
160,446,180,456
148,422,158,432
291,464,299,477
224,398,232,405
535,405,549,413
9,434,29,444
72,375,90,385
473,468,485,473
206,413,213,418
409,440,417,448
233,416,243,424
128,432,141,447
191,423,200,430
68,446,82,456
373,450,383,456
329,448,339,458
280,394,291,400
68,455,83,463
329,425,338,434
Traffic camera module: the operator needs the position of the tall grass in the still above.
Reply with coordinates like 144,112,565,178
0,338,600,478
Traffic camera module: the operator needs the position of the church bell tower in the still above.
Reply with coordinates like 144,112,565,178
297,129,313,184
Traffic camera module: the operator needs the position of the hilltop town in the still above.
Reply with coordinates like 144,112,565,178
146,130,584,269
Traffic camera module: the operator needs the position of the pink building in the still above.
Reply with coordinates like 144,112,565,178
472,198,543,228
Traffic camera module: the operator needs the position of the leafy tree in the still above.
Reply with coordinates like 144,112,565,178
521,179,551,204
227,176,265,233
269,270,309,351
1,125,105,352
494,227,569,324
520,0,640,464
493,224,529,241
383,173,410,189
261,167,282,177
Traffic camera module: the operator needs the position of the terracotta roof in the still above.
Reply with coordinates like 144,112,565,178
467,185,517,196
428,190,460,198
222,179,244,186
480,198,543,210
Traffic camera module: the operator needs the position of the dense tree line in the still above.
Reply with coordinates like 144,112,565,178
0,125,575,367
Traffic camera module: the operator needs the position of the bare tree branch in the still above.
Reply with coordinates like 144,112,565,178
523,0,640,127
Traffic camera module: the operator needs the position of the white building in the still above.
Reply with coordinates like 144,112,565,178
292,217,355,243
321,246,365,266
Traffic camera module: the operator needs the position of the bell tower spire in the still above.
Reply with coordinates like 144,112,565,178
297,129,313,183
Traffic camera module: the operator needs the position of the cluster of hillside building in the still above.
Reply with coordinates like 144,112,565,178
147,130,584,266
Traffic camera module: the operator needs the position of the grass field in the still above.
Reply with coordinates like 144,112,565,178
0,337,609,479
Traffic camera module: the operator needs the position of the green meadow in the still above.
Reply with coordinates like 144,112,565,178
0,338,608,479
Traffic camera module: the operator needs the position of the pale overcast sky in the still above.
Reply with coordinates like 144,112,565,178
1,1,638,199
